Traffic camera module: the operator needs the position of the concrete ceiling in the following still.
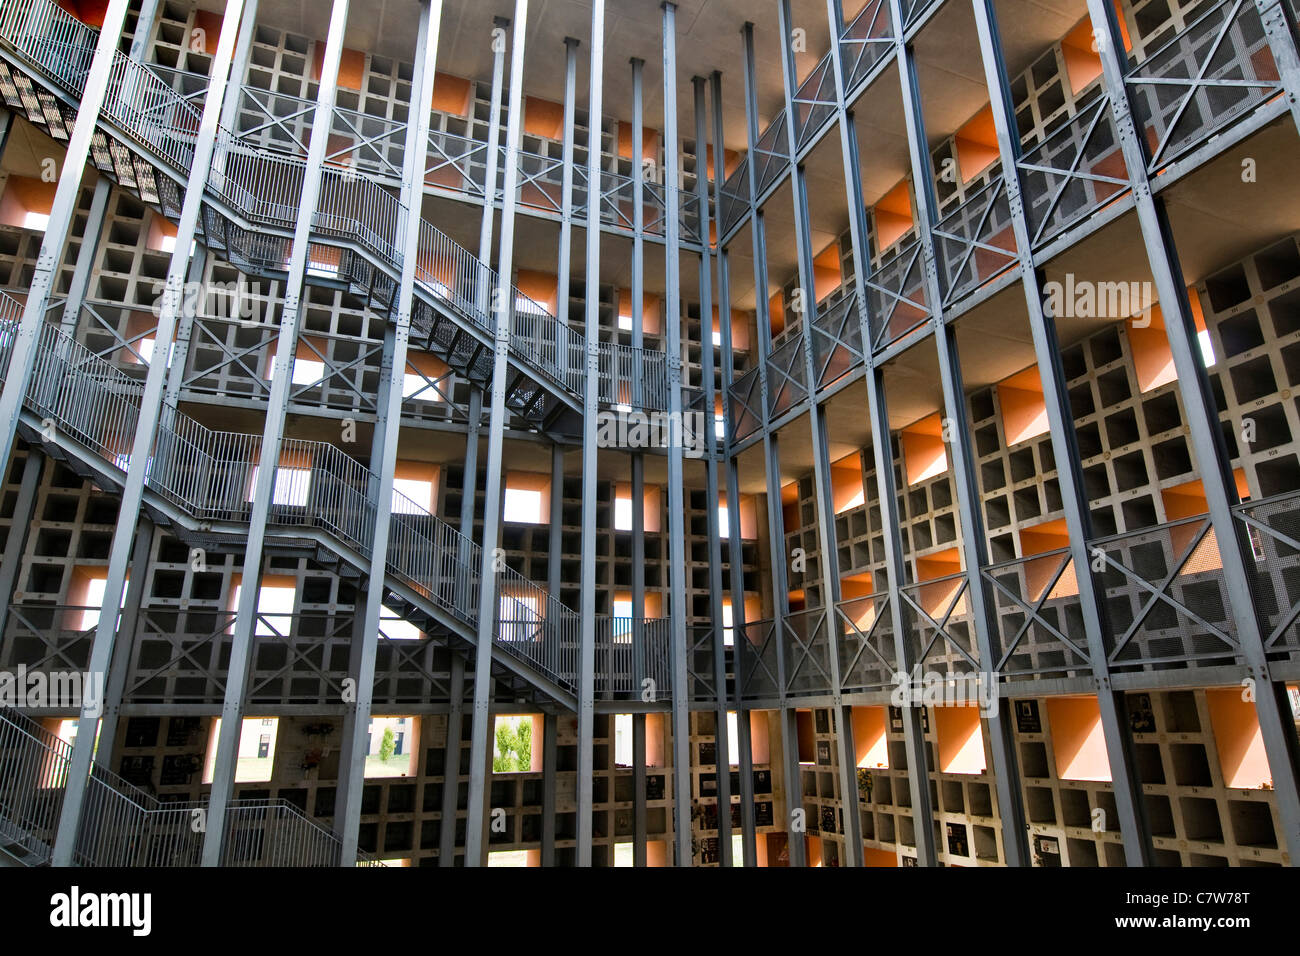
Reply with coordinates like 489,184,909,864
227,0,812,156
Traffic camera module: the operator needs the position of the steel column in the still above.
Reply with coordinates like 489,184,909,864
90,518,156,765
631,53,648,869
336,0,442,866
968,0,1149,864
465,0,529,867
661,0,691,868
540,709,558,864
1087,0,1300,859
741,20,804,868
47,0,245,867
0,450,41,643
127,0,161,63
711,68,757,867
694,72,733,866
823,0,937,868
1254,0,1300,133
575,0,605,868
439,656,466,864
200,0,348,868
776,0,863,865
58,176,109,336
0,0,131,495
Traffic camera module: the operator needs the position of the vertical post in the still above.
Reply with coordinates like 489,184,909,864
128,0,162,63
693,73,733,865
1253,0,1300,133
711,68,757,867
740,20,805,868
629,54,648,869
335,0,442,866
661,0,691,868
540,709,558,864
0,451,42,642
201,0,349,868
58,177,110,336
557,37,579,384
1086,0,1300,858
543,444,563,865
967,0,1148,864
575,0,605,868
439,657,466,864
465,0,529,867
0,0,132,487
47,0,246,867
775,0,864,865
91,520,156,765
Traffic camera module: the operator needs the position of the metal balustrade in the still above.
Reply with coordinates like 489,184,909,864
898,570,980,677
1,314,662,697
0,0,671,420
727,365,763,444
834,590,898,694
0,708,368,866
841,0,893,91
1017,95,1130,249
781,607,833,697
933,178,1018,307
809,288,864,391
1235,491,1300,659
864,237,929,352
1089,516,1241,672
1126,0,1283,174
765,328,808,419
792,54,838,150
0,707,66,864
736,619,780,702
981,549,1092,680
593,617,672,701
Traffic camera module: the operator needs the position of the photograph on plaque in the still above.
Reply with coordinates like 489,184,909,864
1014,699,1042,734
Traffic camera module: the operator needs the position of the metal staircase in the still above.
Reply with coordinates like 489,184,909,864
0,290,673,706
0,707,378,866
0,0,675,434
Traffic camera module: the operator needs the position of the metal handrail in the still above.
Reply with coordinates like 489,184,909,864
0,0,671,413
0,315,653,693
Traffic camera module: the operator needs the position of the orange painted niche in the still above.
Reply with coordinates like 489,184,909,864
1046,695,1111,781
934,705,986,774
1159,470,1250,566
813,242,843,304
997,366,1050,446
873,179,915,252
851,705,888,769
954,107,999,184
617,290,662,334
840,571,879,631
1130,292,1209,394
1060,18,1103,95
863,847,899,866
1206,688,1272,789
796,709,816,764
613,482,662,533
831,452,865,514
0,175,56,231
1018,518,1080,601
901,413,948,485
718,492,758,540
748,711,771,765
916,548,966,621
